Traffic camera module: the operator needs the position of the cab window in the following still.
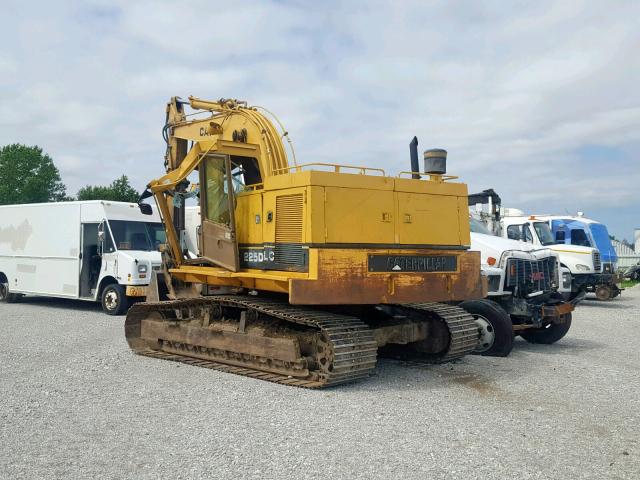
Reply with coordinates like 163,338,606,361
507,224,532,243
571,229,591,247
507,225,522,241
203,156,231,226
230,156,262,188
104,223,116,253
230,163,247,194
203,155,261,226
533,222,555,245
469,217,494,235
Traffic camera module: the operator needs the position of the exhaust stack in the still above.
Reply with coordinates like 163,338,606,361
424,149,447,175
410,137,420,179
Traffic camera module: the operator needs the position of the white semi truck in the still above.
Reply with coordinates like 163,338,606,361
500,212,621,300
521,214,621,299
462,217,575,356
0,201,163,315
468,189,616,301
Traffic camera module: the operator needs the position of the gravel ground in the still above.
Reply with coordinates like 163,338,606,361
1,288,639,480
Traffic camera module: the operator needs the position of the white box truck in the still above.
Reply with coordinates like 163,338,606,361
0,201,163,315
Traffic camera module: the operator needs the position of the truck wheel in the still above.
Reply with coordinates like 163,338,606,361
460,299,514,357
0,283,21,303
101,284,130,316
520,313,572,345
0,283,9,302
595,285,613,301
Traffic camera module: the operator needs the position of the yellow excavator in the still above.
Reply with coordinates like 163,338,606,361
125,96,486,388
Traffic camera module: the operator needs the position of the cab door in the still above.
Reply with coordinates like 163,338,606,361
199,154,240,271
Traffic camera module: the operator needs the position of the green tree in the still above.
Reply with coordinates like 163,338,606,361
0,144,67,205
77,175,139,202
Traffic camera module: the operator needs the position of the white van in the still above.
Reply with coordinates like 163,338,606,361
0,201,163,315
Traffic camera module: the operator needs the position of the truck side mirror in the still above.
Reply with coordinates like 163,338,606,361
556,231,565,243
139,203,153,215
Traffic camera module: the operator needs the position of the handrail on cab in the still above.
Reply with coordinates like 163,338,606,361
272,163,386,176
396,171,459,182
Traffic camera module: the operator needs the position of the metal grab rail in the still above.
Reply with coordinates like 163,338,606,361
272,163,386,176
242,183,264,192
396,171,459,181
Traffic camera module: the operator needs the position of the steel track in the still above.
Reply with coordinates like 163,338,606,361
125,297,479,388
126,296,378,389
399,302,480,362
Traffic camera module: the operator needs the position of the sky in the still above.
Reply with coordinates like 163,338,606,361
1,0,639,240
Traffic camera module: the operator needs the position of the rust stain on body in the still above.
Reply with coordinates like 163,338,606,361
289,248,485,305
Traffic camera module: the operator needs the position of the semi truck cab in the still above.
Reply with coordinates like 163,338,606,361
470,217,572,297
500,212,620,300
464,216,574,355
545,216,618,274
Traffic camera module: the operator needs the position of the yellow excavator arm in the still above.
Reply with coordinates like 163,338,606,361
161,96,291,179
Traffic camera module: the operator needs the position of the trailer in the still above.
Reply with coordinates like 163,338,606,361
0,201,163,314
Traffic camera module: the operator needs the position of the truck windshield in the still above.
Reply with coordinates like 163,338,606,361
108,220,166,251
469,217,494,236
533,222,555,245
